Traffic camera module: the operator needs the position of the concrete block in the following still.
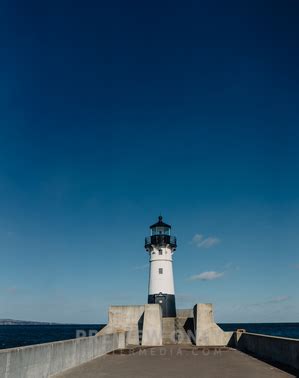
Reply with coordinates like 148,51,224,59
176,309,193,318
142,304,163,346
116,332,126,349
108,305,145,331
98,305,144,345
193,303,232,346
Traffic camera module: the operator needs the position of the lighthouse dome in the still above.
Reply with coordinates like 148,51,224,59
150,215,171,229
150,216,171,236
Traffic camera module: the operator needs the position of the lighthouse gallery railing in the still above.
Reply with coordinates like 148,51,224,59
145,235,177,248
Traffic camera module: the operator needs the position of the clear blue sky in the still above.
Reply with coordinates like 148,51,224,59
0,0,298,323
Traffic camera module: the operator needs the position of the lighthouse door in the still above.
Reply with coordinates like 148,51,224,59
155,293,166,314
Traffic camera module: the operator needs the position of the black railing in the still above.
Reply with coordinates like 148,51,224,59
145,235,177,248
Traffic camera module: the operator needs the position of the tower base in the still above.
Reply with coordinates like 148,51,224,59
148,294,176,317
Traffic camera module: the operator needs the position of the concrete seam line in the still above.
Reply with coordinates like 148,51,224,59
4,351,10,378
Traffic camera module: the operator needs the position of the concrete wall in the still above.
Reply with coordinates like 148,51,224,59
141,304,163,346
0,332,125,378
98,305,164,346
236,332,299,373
176,309,193,318
193,304,232,346
98,305,145,345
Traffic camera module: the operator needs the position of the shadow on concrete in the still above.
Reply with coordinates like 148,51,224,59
182,317,196,345
227,333,236,348
237,349,298,377
138,313,144,345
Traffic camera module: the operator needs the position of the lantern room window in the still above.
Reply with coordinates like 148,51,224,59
151,226,170,236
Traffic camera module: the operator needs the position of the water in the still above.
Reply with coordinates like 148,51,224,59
0,323,298,350
218,323,299,339
0,324,105,350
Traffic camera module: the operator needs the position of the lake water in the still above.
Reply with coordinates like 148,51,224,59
0,323,298,350
218,322,299,339
0,324,105,350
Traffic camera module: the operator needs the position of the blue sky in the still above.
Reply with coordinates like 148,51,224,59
0,0,299,323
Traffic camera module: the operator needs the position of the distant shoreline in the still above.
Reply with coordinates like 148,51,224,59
0,320,105,326
1,319,298,326
0,319,60,325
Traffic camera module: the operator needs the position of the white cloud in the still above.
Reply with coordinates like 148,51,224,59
191,234,220,249
189,271,224,281
251,296,290,307
267,296,290,304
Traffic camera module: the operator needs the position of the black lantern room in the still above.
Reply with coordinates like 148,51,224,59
145,216,177,250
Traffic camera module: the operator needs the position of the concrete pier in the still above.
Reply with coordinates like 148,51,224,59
54,345,294,378
1,304,298,377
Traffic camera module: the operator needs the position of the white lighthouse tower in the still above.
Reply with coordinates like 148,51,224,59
145,216,177,317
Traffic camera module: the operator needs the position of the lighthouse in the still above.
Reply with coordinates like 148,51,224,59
145,216,177,317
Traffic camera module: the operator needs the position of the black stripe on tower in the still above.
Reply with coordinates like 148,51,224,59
148,294,176,317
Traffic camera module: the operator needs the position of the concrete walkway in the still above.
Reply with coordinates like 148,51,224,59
54,346,294,378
